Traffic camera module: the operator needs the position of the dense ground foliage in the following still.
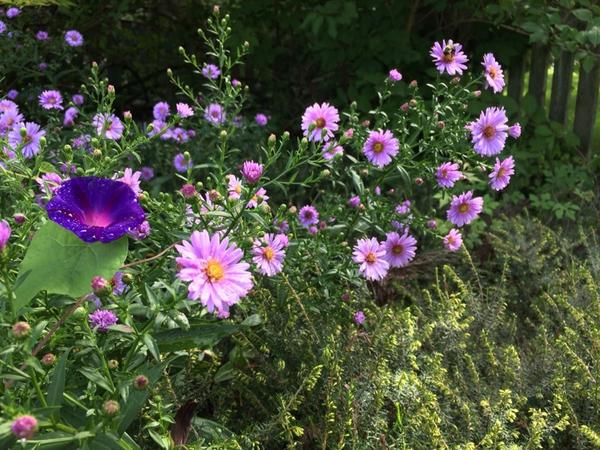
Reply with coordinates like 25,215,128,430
0,2,599,449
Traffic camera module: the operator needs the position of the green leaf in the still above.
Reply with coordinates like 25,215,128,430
154,321,239,353
241,314,262,327
47,348,71,418
79,367,115,393
572,8,593,22
13,221,128,311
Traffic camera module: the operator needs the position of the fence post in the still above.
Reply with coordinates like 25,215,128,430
573,58,600,154
528,44,550,108
508,53,526,106
549,50,575,125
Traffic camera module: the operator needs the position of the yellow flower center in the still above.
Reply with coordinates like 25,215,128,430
458,203,469,213
497,167,505,178
488,67,497,79
373,142,384,154
483,125,495,138
315,117,326,128
365,252,377,263
205,258,225,282
263,246,275,261
393,244,403,255
442,53,455,63
234,184,241,194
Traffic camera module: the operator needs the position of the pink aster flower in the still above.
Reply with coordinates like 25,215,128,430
204,103,225,125
467,107,509,156
443,228,463,251
246,187,268,208
354,310,366,325
447,191,484,227
63,106,78,126
436,162,463,188
11,415,37,440
430,39,469,75
241,161,263,184
255,113,268,126
489,155,515,191
39,90,63,110
176,230,253,314
384,231,417,268
152,101,170,120
301,102,339,142
202,64,221,79
352,237,389,281
9,122,45,159
508,123,521,138
252,233,286,276
482,53,505,93
298,205,319,228
388,68,402,82
93,113,124,140
176,102,194,118
227,174,243,199
322,141,344,160
0,219,11,251
395,200,411,215
115,168,142,195
363,129,399,167
36,172,63,197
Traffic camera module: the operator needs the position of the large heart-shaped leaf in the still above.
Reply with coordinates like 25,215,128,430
13,221,128,311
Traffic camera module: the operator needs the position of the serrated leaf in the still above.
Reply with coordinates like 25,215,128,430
13,221,128,311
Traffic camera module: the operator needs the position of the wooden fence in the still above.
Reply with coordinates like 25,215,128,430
509,44,599,154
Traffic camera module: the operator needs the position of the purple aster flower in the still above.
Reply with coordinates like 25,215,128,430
363,129,399,167
241,160,263,184
72,94,84,106
88,309,118,332
39,90,63,110
45,177,146,243
252,233,286,276
128,220,151,240
231,79,241,87
436,162,463,188
63,106,78,126
176,230,253,315
202,63,221,79
115,168,142,195
447,191,484,227
395,200,411,215
384,231,417,268
482,53,505,93
0,108,23,135
444,228,463,251
170,127,189,144
6,7,21,18
301,102,339,142
64,30,83,47
176,102,194,118
152,101,170,120
0,20,6,34
11,415,37,440
173,153,192,173
276,219,289,233
72,134,91,150
7,89,17,100
298,205,319,228
36,172,63,197
140,166,154,181
467,107,509,156
388,68,402,82
0,219,11,251
348,196,361,208
227,174,243,199
246,187,268,209
36,30,49,41
508,123,521,138
489,155,515,191
112,271,129,296
9,122,45,158
352,237,389,281
430,39,469,75
255,113,268,126
322,141,344,160
427,219,437,229
354,310,366,325
0,99,18,113
93,113,124,140
38,62,48,71
204,103,225,125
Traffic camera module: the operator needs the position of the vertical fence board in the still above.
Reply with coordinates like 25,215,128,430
528,44,550,108
573,59,600,154
508,53,526,106
549,50,575,125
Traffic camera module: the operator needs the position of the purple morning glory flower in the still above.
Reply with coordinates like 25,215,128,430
45,177,146,243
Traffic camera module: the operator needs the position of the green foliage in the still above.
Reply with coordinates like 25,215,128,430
13,221,128,311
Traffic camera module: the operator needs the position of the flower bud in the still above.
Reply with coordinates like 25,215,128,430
13,213,26,224
103,400,120,415
409,80,418,88
107,84,115,94
41,353,56,366
409,99,417,107
415,177,424,185
288,206,297,214
437,121,445,129
320,169,331,178
180,183,197,198
473,90,481,97
91,276,111,296
427,219,437,229
341,292,350,302
166,68,173,77
219,130,228,141
123,111,132,121
268,133,276,146
451,76,461,85
133,374,149,390
92,148,102,158
11,415,37,440
108,359,119,369
400,102,409,112
12,321,31,339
